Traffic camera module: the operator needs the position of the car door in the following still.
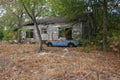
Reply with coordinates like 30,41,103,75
57,40,68,46
51,40,67,46
51,40,60,46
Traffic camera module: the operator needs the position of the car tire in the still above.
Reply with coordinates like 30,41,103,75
68,43,74,47
47,43,52,47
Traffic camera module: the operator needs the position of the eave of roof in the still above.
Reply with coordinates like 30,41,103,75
24,17,66,26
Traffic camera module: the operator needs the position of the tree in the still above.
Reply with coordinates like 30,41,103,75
5,0,25,43
1,0,49,52
12,1,24,43
0,0,26,43
49,0,119,51
20,0,47,52
0,13,18,41
102,0,108,51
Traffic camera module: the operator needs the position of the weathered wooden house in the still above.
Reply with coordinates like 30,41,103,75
21,13,95,42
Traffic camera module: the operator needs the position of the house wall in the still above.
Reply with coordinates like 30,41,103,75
22,23,82,42
21,26,36,42
72,23,82,40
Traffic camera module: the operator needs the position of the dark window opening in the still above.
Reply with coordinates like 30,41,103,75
59,27,72,40
42,28,47,34
26,29,34,38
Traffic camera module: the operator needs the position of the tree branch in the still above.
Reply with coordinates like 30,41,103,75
22,3,34,21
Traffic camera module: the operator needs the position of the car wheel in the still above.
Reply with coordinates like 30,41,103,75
68,43,74,47
47,43,52,47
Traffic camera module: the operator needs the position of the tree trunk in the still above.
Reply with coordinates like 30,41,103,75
34,22,42,52
17,30,21,43
22,2,43,52
103,0,108,51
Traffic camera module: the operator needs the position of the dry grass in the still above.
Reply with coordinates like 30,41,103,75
0,42,120,80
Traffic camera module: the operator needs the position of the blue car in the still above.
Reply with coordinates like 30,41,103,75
46,38,79,47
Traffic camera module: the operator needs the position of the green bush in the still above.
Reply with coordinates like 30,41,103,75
3,29,17,41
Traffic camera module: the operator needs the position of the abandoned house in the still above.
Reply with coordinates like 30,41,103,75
21,13,95,42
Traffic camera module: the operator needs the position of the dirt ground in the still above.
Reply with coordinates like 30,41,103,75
0,42,120,80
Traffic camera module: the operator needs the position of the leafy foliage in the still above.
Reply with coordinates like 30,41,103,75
48,0,87,20
3,28,17,41
0,12,18,41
